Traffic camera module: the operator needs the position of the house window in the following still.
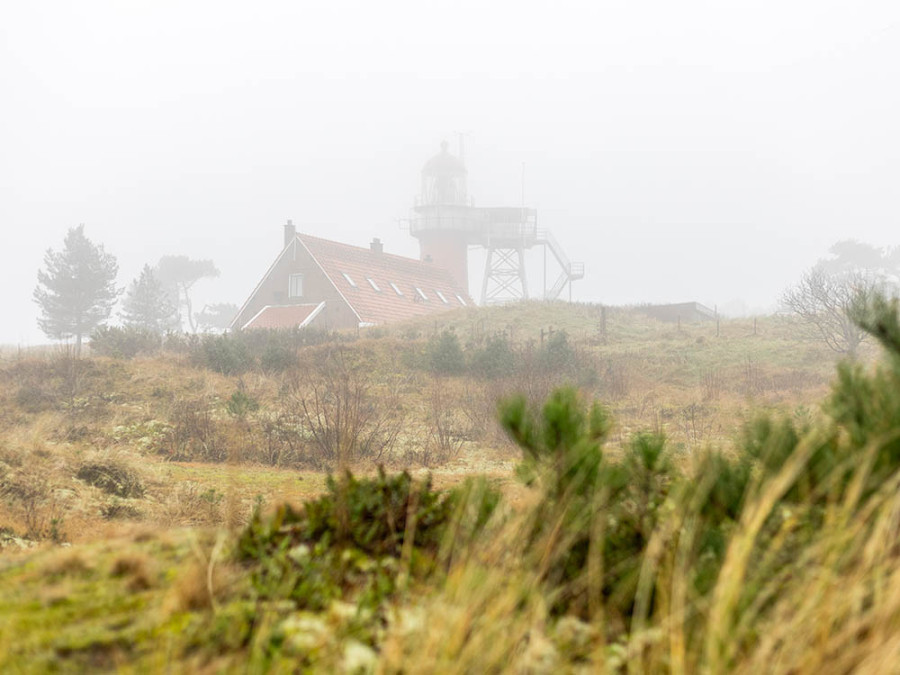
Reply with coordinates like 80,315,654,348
389,282,403,296
435,290,450,305
289,273,304,298
415,287,428,301
341,272,358,288
455,294,467,306
366,277,381,292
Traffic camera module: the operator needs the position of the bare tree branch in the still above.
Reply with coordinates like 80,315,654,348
781,266,879,359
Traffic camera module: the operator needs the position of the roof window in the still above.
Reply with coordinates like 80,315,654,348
341,272,358,288
455,294,468,306
366,277,381,292
389,282,403,296
415,287,428,301
435,290,450,305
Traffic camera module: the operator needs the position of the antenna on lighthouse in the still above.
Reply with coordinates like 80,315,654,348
521,162,526,211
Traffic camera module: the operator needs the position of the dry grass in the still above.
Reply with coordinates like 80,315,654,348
110,552,155,591
2,304,878,672
0,309,836,547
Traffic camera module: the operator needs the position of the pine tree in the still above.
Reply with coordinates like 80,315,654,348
120,264,178,334
33,224,119,356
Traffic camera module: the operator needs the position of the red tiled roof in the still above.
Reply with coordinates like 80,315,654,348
243,303,323,330
297,234,472,325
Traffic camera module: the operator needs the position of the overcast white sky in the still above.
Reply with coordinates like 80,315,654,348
2,0,899,344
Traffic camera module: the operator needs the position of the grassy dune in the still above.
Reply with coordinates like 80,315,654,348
1,301,892,672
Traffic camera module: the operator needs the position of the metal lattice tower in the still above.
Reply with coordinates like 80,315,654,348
481,246,528,304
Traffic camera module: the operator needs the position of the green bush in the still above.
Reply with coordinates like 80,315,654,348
468,333,516,380
237,468,499,613
494,294,900,635
76,459,145,498
225,389,260,419
185,328,337,374
425,330,466,375
195,334,253,375
537,330,576,373
89,325,162,359
501,387,777,620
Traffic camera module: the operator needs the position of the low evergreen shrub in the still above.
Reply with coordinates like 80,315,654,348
89,326,162,359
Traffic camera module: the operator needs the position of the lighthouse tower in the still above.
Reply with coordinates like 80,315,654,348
410,141,476,291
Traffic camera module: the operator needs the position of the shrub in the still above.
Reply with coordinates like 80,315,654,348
196,334,253,375
422,379,465,466
501,387,744,620
0,460,68,541
537,330,576,373
185,328,337,375
259,340,296,373
291,347,403,468
468,333,516,380
76,458,145,498
157,396,229,462
100,499,143,520
492,291,900,653
225,389,260,419
425,330,465,375
89,325,162,359
237,468,499,612
161,482,225,526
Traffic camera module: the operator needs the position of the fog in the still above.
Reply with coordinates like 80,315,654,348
3,0,899,344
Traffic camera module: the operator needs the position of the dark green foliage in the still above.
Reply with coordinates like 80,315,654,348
259,340,296,373
218,291,900,663
501,387,743,620
496,294,900,630
76,460,144,498
504,387,611,499
89,325,162,359
225,389,260,418
237,468,499,613
196,334,253,375
824,296,900,495
740,415,840,505
469,333,516,379
100,499,143,520
538,330,576,373
189,328,334,375
33,224,120,356
426,330,466,375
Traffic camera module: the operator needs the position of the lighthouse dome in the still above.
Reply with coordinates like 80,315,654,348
420,141,468,205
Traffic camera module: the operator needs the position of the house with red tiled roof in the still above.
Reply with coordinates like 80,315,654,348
231,222,473,332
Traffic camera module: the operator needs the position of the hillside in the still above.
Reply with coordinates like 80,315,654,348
0,300,890,672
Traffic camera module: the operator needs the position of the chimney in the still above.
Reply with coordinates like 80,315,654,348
370,237,383,254
283,219,296,248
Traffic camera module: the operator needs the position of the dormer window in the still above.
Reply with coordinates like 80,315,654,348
389,282,403,296
341,272,357,288
415,287,428,301
366,277,381,292
289,273,304,298
435,290,450,305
